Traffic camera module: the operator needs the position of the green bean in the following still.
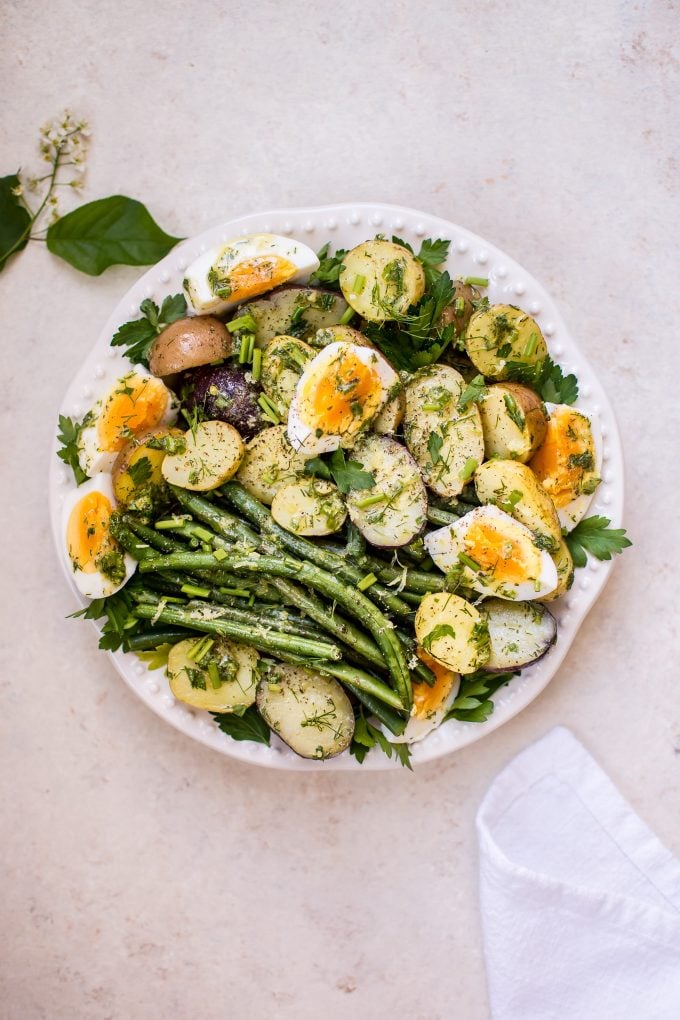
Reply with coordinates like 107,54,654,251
426,506,462,527
219,483,413,617
140,550,412,708
132,603,343,661
126,627,194,651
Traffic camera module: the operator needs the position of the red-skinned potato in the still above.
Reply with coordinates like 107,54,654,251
148,316,231,378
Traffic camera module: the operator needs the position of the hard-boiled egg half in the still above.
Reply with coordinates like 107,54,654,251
529,403,602,531
389,652,460,745
183,233,320,315
78,369,178,475
287,341,400,456
424,504,558,600
62,473,136,599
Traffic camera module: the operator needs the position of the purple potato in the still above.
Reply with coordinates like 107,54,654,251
182,363,266,440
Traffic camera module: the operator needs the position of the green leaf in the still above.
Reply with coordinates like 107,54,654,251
565,516,631,567
111,292,187,367
56,414,88,485
127,456,153,487
211,706,270,745
428,431,443,465
505,355,579,406
46,195,182,275
349,712,412,768
416,238,451,287
306,449,375,494
308,242,347,288
135,643,173,671
0,173,31,271
421,623,456,654
457,374,487,412
392,742,413,770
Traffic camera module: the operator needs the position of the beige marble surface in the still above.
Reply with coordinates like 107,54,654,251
1,2,679,1017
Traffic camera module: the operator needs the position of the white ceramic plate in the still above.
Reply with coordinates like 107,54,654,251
50,203,624,770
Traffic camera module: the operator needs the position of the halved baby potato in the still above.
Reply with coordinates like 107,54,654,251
161,420,245,491
474,459,562,553
256,663,355,759
345,434,427,547
438,280,480,335
481,598,557,672
464,304,547,379
168,637,259,712
339,239,425,322
112,426,183,510
415,592,490,674
373,385,406,435
233,287,350,348
311,324,373,349
403,365,485,499
261,335,314,413
478,382,548,463
271,479,347,536
148,315,231,379
236,425,311,504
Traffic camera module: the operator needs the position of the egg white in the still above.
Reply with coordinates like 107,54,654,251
424,504,558,601
183,233,320,315
62,473,137,599
543,403,603,531
78,368,177,476
388,671,461,745
287,342,399,457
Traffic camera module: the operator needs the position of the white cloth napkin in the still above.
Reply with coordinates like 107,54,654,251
477,727,680,1019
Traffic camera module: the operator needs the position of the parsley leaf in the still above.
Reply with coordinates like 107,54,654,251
135,643,173,672
127,456,153,488
57,414,88,485
421,623,456,654
308,243,347,288
69,588,138,651
349,711,412,769
428,431,443,465
564,516,632,568
392,236,451,287
211,706,270,745
446,669,517,723
305,448,375,494
111,292,187,366
505,355,579,405
457,374,487,412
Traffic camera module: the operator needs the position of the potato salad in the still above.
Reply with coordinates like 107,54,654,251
57,232,629,766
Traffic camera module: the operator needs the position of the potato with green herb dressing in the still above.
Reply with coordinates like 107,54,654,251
271,479,347,536
339,239,425,322
261,335,314,413
474,459,562,553
478,382,548,462
236,425,311,504
465,304,547,379
415,592,490,674
256,664,355,759
168,637,259,712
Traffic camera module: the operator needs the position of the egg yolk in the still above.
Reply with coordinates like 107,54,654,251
530,409,595,508
226,256,297,303
97,377,169,453
413,651,457,719
301,351,382,436
464,520,540,583
67,492,115,573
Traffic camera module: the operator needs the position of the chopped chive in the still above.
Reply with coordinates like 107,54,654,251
246,333,255,363
352,273,366,294
207,661,222,689
357,572,378,592
187,636,214,662
454,297,465,314
288,347,310,369
523,332,538,357
181,583,211,598
201,542,211,553
213,547,228,562
258,394,281,424
458,457,478,482
268,682,282,693
458,552,481,572
218,587,251,598
238,334,249,363
155,517,185,530
190,525,214,544
247,593,255,607
464,276,489,287
339,306,355,325
252,347,262,381
226,313,257,334
354,491,386,510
